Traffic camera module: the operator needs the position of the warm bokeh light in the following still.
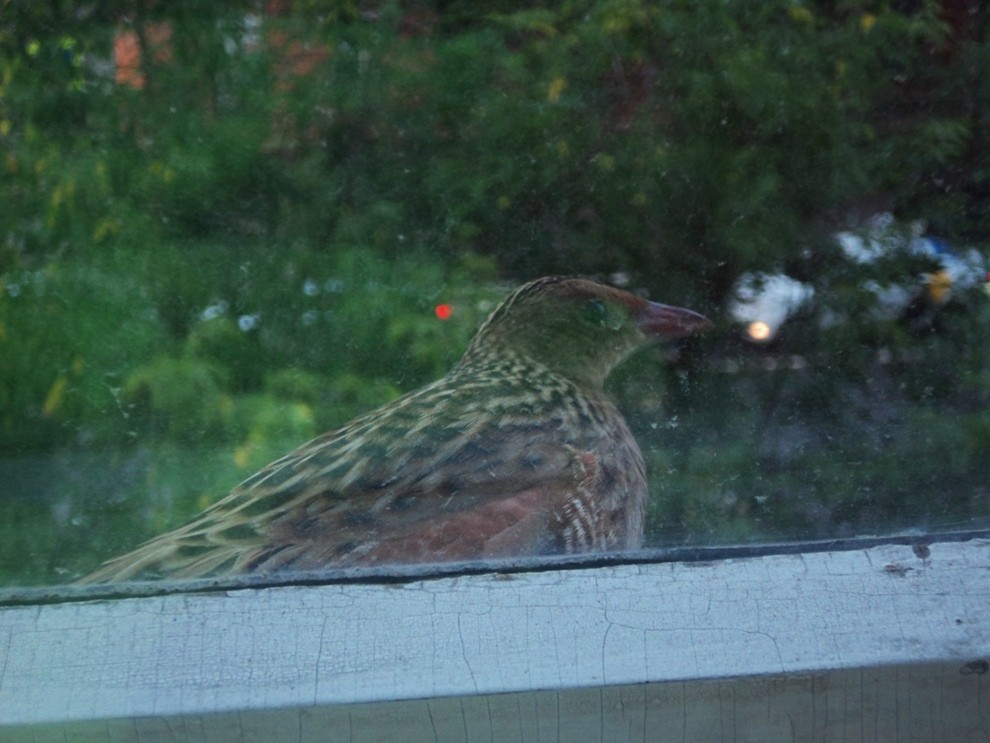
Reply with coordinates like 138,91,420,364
746,321,772,342
924,269,952,304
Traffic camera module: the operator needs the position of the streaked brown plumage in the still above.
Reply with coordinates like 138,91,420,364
81,276,711,582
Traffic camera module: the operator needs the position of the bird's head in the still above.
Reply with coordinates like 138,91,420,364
460,276,713,389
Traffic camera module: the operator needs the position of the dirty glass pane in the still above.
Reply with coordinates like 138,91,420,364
2,2,988,588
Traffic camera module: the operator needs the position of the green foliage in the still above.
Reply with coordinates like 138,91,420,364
0,249,169,450
641,316,990,546
124,357,231,442
226,393,318,473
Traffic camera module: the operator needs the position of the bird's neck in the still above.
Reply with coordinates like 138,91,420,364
453,345,609,401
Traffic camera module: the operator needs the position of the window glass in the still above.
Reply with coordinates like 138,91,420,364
2,1,988,588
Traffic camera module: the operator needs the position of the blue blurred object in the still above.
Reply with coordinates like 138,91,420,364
730,213,989,343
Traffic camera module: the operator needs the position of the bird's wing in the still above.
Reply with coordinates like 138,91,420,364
81,375,613,582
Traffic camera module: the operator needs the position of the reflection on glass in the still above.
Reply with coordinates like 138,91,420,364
1,3,988,588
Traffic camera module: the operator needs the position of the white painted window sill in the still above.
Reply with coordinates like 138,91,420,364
1,534,988,741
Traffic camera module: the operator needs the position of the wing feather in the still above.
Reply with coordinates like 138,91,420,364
81,368,611,582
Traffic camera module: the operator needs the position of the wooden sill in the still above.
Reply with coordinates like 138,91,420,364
1,533,988,741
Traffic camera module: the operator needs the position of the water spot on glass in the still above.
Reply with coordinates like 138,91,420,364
238,314,260,331
201,300,228,320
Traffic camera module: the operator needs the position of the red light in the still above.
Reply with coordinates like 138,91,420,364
434,303,453,320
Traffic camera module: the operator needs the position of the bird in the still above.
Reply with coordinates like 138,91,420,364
80,276,712,582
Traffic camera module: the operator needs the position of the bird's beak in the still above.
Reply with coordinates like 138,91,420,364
637,301,713,340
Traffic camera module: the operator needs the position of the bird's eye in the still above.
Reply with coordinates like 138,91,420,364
584,298,608,325
583,297,627,330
